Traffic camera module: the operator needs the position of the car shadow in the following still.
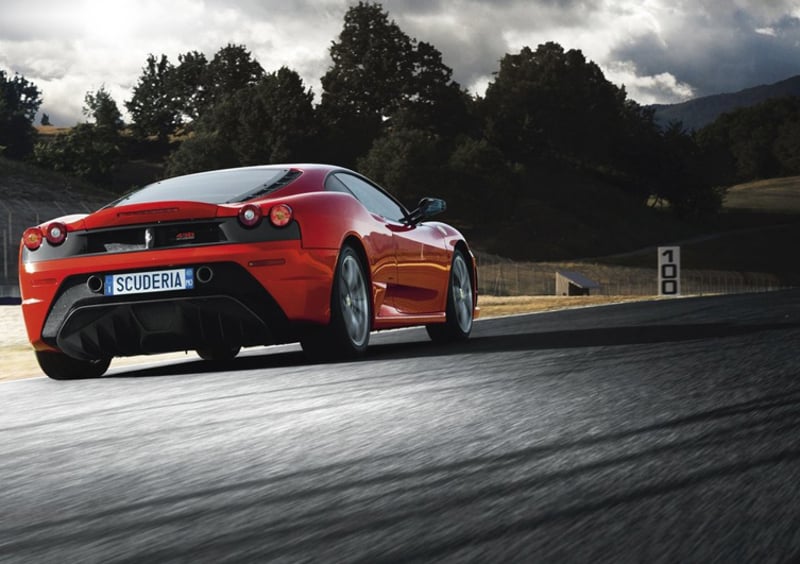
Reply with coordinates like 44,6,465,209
107,319,799,379
106,349,310,378
370,320,800,361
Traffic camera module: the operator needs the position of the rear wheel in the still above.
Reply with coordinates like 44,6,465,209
196,345,241,362
426,248,474,343
35,351,111,380
301,244,371,359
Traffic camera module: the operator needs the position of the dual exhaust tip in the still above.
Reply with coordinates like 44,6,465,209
196,266,214,284
86,265,215,294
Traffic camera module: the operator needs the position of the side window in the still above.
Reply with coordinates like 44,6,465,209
324,174,351,194
334,173,407,222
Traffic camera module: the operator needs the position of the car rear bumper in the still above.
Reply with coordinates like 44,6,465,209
55,295,278,360
20,242,339,356
44,261,294,359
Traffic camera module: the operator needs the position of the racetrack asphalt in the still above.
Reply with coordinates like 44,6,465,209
1,290,800,562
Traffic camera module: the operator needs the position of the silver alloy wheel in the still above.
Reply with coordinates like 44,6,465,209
339,253,370,347
452,253,473,333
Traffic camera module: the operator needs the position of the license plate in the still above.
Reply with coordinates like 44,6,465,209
104,268,194,296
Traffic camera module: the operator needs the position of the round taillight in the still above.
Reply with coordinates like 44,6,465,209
45,222,67,246
238,204,262,228
269,204,293,228
23,227,44,251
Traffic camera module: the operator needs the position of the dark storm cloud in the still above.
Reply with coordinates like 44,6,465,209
4,0,800,124
203,0,344,20
611,7,800,97
383,1,800,99
380,0,608,92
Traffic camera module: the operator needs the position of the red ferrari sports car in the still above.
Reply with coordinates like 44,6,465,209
19,164,478,379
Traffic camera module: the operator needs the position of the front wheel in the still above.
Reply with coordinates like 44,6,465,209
35,351,111,380
426,248,474,343
301,245,371,359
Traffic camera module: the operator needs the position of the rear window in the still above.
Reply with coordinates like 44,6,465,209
109,168,301,207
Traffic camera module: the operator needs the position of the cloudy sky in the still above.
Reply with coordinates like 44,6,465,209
2,0,800,126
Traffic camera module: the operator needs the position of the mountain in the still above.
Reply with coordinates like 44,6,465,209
649,75,800,131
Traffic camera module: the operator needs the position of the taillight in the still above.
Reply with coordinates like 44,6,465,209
45,222,67,246
269,204,293,227
238,204,262,228
23,227,44,251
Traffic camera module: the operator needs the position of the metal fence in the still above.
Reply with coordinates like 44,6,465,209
475,252,786,297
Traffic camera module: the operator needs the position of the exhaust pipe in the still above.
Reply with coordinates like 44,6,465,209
86,275,104,294
196,266,214,284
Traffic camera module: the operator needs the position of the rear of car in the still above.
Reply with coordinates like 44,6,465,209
19,166,336,378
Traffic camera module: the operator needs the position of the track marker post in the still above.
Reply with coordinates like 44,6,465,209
658,246,681,296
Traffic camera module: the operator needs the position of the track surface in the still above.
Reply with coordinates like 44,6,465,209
2,290,800,562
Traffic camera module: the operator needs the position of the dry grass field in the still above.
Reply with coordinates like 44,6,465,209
724,175,800,213
35,125,73,136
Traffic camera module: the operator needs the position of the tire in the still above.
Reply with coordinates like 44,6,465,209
426,248,474,343
301,245,371,359
196,345,241,362
35,351,111,380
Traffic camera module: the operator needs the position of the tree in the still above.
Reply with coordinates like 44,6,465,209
40,113,51,126
34,123,120,184
34,86,124,184
126,45,264,140
319,2,414,166
167,67,317,176
446,137,519,220
482,43,626,166
478,42,723,219
161,132,236,177
204,44,264,110
319,2,467,166
653,122,725,219
321,3,414,123
609,100,668,204
696,97,800,182
0,70,42,158
393,41,473,138
774,115,800,174
173,50,209,121
84,86,123,133
125,54,182,143
357,128,445,205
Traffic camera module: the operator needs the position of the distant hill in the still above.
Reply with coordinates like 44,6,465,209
649,75,800,131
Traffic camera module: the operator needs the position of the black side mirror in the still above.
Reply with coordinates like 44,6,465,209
407,197,446,225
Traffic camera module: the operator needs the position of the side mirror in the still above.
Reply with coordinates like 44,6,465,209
407,197,446,225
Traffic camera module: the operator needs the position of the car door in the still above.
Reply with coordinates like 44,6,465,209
333,173,449,314
325,173,397,299
385,220,450,313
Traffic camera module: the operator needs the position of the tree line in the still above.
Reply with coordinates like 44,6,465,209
696,97,800,182
2,1,794,225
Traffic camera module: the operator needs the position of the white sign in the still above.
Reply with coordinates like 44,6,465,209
105,268,195,296
658,246,680,296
